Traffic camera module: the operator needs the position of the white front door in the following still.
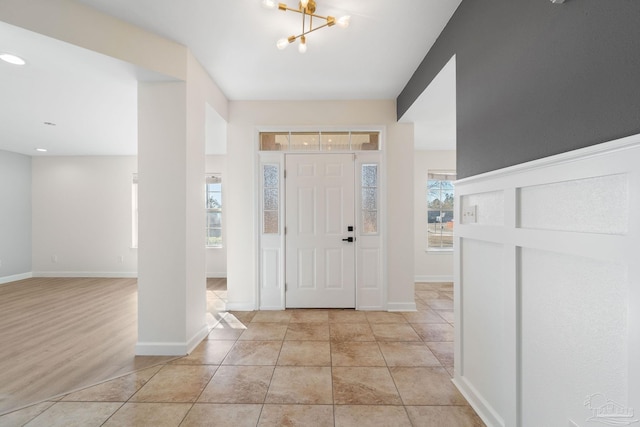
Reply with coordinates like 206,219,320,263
285,154,356,308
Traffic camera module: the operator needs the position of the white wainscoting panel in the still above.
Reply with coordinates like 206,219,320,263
519,173,628,234
454,133,640,427
520,248,628,426
460,238,506,421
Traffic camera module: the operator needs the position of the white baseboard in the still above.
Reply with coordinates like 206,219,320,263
357,305,385,311
135,323,208,357
135,341,188,357
0,272,33,285
386,302,417,312
259,305,285,311
32,271,138,278
226,302,256,311
186,324,209,354
452,376,504,427
206,273,227,279
414,275,453,283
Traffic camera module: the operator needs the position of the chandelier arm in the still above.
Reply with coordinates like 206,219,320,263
290,20,333,40
303,21,331,35
305,12,331,20
277,5,331,22
278,4,298,12
301,5,306,34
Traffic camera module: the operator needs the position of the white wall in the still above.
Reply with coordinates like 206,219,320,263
414,150,455,282
386,123,416,309
31,156,137,276
27,154,226,279
453,135,640,427
26,76,227,283
226,100,415,311
0,150,32,283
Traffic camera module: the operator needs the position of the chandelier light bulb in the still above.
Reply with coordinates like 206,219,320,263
277,38,290,50
336,15,350,28
300,0,309,8
298,36,307,53
261,0,277,8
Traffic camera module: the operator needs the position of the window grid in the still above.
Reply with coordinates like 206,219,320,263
263,165,279,234
427,171,456,249
206,174,222,248
361,164,379,234
260,131,380,152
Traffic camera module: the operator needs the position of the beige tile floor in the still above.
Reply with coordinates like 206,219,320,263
0,281,485,426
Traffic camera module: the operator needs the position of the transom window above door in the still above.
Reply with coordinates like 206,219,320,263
260,131,380,151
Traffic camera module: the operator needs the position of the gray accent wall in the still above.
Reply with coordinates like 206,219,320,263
398,0,640,179
0,150,32,278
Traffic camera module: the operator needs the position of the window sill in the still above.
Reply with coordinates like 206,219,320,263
206,246,224,249
425,248,453,254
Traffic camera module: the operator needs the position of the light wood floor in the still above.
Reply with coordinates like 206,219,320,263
0,277,176,415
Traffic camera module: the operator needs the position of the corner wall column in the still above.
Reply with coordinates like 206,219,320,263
136,81,208,356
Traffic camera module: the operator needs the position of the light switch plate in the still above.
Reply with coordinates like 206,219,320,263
462,205,477,223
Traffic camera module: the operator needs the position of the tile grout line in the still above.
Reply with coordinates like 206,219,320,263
256,316,288,424
98,401,131,427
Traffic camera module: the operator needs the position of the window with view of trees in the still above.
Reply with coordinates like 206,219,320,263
206,174,222,247
427,171,456,250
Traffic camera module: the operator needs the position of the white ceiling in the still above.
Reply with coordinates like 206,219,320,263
0,0,461,156
0,21,143,156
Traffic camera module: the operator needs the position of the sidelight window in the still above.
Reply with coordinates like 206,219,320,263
361,164,379,234
263,164,280,234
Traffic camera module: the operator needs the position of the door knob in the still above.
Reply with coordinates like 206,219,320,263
342,237,355,243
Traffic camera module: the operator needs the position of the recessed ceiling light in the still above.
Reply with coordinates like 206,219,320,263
0,53,26,65
35,148,48,153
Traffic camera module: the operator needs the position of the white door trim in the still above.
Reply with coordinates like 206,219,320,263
256,126,387,311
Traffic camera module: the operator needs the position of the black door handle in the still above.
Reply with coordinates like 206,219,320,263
342,237,355,242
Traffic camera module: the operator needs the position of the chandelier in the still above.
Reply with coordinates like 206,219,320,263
262,0,350,53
